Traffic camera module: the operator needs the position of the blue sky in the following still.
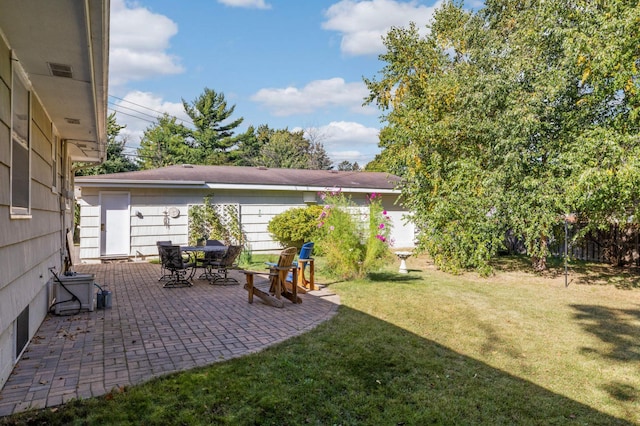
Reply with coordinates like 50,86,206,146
109,0,483,166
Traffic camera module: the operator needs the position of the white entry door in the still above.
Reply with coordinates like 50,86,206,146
100,192,130,256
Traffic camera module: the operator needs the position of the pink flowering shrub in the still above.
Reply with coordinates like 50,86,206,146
316,189,392,280
363,192,393,270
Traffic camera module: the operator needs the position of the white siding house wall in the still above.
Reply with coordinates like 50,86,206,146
78,185,415,263
0,33,74,389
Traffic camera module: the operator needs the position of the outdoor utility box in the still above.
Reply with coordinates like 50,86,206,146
54,273,96,315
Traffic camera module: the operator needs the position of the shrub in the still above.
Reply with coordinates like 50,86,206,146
267,204,324,249
316,190,392,280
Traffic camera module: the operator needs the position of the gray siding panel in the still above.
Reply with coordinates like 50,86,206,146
0,64,63,390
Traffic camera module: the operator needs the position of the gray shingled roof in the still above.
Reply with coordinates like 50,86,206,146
76,165,401,190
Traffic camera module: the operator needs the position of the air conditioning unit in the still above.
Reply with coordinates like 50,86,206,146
54,273,95,315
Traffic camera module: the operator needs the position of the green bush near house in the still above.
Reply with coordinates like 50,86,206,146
267,204,324,249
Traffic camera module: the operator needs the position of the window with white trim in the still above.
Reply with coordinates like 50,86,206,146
11,65,30,216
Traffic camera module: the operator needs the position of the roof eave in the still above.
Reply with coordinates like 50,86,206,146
74,179,400,193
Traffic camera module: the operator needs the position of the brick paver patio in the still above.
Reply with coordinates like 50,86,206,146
0,262,339,416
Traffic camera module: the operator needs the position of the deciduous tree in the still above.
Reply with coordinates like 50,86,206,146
365,0,640,272
237,125,332,170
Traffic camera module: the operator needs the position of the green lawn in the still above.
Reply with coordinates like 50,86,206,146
2,254,639,425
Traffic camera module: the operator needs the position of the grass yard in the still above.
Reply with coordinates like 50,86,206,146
1,254,639,425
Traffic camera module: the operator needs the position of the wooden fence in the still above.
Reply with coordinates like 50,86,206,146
548,223,640,266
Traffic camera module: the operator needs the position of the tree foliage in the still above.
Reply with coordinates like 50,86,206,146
137,88,250,169
137,114,195,169
257,126,311,169
136,88,333,170
337,161,361,171
76,113,138,176
365,0,640,272
235,125,333,169
182,87,252,165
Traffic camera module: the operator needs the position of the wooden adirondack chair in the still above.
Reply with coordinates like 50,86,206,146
243,247,300,307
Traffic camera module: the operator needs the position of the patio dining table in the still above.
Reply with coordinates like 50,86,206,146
181,245,229,280
180,245,228,255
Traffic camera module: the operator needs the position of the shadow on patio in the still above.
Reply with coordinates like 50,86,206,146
0,262,339,416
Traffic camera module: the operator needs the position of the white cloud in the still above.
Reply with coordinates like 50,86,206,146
251,78,374,116
301,121,380,164
111,91,190,148
109,0,185,86
322,0,442,56
217,0,271,9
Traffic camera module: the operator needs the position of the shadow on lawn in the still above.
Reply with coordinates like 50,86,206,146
571,304,640,363
314,308,636,425
492,255,575,278
230,307,635,425
491,255,534,272
571,304,640,405
492,255,640,289
367,271,422,282
315,271,422,288
567,264,640,289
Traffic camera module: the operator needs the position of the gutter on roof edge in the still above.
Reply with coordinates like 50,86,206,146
205,183,400,193
73,179,400,193
75,179,206,187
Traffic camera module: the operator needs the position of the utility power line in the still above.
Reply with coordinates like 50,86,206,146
108,94,193,126
108,101,163,122
108,107,156,125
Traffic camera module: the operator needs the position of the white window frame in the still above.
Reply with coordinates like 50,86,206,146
10,61,31,218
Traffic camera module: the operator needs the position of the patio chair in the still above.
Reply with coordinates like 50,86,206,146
156,240,172,281
207,245,243,285
197,239,226,280
270,246,298,295
269,242,315,291
158,244,195,288
243,247,300,307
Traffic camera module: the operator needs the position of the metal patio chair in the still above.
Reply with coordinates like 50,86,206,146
207,245,243,285
158,244,195,288
197,239,226,280
156,240,173,281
